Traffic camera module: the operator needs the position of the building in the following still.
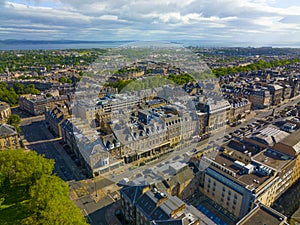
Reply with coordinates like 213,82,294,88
248,88,271,109
61,117,123,177
244,125,290,149
45,105,70,137
290,207,300,225
19,94,68,115
120,185,216,225
0,124,20,150
268,84,283,106
0,102,11,123
229,98,251,122
197,96,231,133
237,203,288,225
113,104,196,163
273,128,300,184
281,84,292,101
202,138,297,221
73,93,142,126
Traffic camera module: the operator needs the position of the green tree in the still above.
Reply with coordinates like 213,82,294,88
0,150,53,186
13,83,25,94
59,77,72,84
26,175,87,225
24,84,40,95
8,114,21,126
7,114,21,133
0,150,87,225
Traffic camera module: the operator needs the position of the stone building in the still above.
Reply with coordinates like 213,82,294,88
0,102,11,123
0,124,20,150
120,185,216,225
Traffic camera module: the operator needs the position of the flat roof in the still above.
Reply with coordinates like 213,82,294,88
276,128,300,155
238,204,286,225
252,149,293,171
210,153,271,189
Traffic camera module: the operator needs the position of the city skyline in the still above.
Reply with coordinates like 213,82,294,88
1,0,300,46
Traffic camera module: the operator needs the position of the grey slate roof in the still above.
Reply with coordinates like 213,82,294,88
0,124,17,138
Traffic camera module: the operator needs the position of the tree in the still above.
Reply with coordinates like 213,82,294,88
0,150,53,186
59,77,72,84
26,175,87,225
0,150,87,225
13,83,25,94
24,84,40,95
8,114,21,126
7,114,21,133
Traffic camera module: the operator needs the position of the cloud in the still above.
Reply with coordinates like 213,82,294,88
1,0,300,45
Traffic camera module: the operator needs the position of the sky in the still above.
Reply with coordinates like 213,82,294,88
1,0,300,46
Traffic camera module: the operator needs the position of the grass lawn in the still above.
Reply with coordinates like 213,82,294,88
0,186,31,225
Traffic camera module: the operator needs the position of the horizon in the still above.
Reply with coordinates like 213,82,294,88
1,39,300,49
1,0,300,46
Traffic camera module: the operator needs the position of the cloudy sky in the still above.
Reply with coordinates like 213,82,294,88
1,0,300,46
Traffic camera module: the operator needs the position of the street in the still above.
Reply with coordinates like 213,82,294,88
20,116,85,181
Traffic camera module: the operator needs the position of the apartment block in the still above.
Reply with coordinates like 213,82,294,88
202,133,299,221
19,94,68,115
120,185,216,225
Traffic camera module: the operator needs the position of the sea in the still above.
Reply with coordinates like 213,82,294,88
0,41,136,51
0,40,299,51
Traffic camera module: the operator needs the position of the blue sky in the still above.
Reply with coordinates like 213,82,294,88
1,0,300,46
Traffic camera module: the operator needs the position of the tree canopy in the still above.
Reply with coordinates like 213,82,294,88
0,82,41,106
0,150,87,225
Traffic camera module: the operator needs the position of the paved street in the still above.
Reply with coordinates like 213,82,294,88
20,115,121,225
20,116,85,181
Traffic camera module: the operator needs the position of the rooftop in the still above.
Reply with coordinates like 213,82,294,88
237,204,287,225
121,186,216,225
246,126,289,147
274,128,300,156
252,148,293,171
206,152,272,190
0,124,17,138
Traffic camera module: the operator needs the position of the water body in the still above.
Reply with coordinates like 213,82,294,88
1,40,299,51
0,40,135,50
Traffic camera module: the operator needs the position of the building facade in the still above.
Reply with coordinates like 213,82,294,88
0,102,11,123
0,124,20,150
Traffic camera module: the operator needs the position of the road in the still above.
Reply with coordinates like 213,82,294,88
20,116,85,181
20,116,116,225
